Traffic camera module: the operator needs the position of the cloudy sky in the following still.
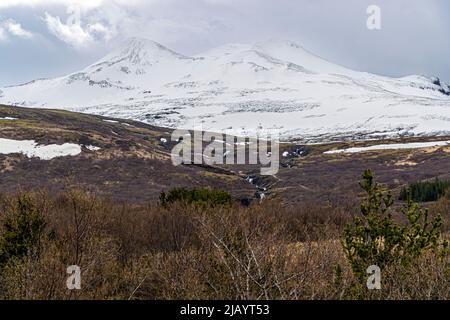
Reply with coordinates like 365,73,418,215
0,0,449,87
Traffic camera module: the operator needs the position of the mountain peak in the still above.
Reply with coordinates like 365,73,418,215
255,38,305,49
122,37,170,52
106,37,189,66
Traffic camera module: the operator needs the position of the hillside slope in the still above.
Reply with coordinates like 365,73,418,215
0,105,255,202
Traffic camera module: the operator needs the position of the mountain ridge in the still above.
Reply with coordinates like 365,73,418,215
1,38,449,142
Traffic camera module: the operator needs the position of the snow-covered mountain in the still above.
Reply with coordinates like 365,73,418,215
1,37,449,141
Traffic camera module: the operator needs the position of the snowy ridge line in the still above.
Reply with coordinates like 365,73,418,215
1,38,449,141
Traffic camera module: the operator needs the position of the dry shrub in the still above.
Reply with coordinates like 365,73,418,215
0,188,448,300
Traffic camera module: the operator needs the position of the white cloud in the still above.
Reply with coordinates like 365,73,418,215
0,19,33,40
32,1,140,48
0,0,104,10
43,2,118,48
44,12,93,48
0,0,226,48
4,19,33,37
0,0,145,10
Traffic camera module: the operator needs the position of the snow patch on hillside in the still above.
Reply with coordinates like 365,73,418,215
324,140,450,154
0,138,84,160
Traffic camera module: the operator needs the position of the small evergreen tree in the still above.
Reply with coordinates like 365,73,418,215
343,170,448,280
160,187,233,208
0,193,46,268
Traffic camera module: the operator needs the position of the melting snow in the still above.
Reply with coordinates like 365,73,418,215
0,117,17,120
0,138,84,160
85,145,101,151
324,140,450,154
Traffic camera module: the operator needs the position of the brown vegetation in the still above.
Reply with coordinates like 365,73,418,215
0,187,448,300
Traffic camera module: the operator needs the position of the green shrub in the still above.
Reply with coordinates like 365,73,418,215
0,193,46,268
159,188,233,208
342,170,448,280
399,178,450,202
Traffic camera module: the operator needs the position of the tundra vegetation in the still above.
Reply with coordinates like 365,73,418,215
0,171,448,300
